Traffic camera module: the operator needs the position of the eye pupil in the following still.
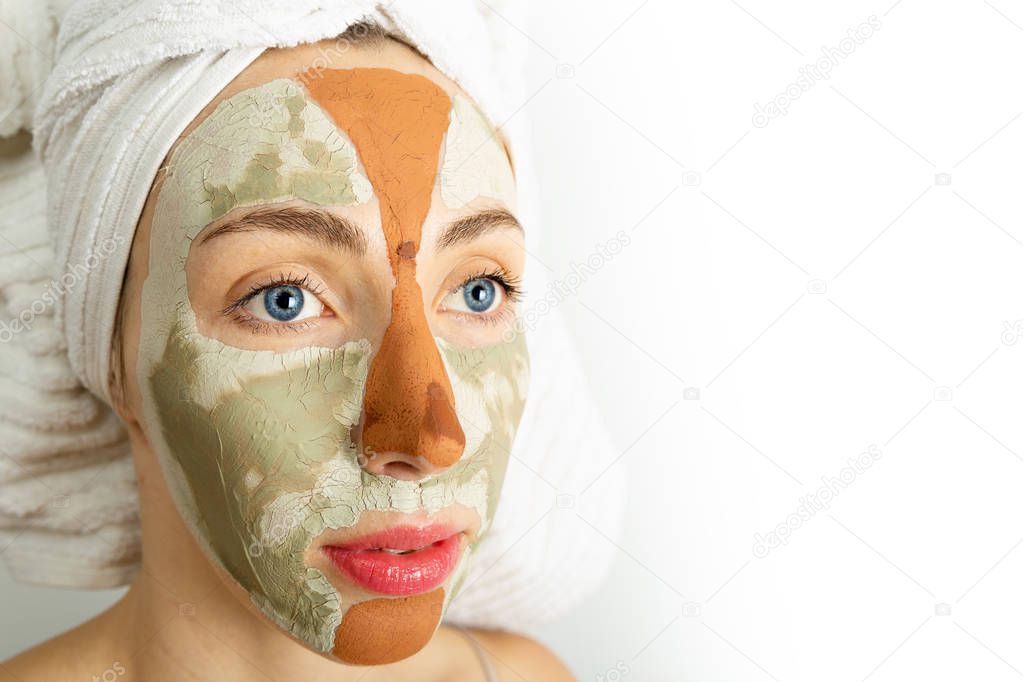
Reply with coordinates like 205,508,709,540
464,278,496,313
264,285,304,321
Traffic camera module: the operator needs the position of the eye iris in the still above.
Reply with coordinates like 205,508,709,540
263,285,304,321
463,278,496,313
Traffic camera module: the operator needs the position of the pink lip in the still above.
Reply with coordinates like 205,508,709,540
322,524,463,596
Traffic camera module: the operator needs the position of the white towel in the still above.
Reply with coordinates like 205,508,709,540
0,0,626,629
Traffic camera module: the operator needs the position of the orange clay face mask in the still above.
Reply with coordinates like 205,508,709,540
135,70,528,664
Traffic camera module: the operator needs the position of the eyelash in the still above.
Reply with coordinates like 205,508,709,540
221,267,524,335
221,271,328,336
445,266,524,326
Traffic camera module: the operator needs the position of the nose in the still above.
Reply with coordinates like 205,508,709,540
357,285,465,479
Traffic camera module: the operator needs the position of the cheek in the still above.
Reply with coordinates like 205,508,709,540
439,332,531,515
145,320,372,651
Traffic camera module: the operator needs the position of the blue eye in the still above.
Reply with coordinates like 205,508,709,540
262,285,304,321
441,274,512,317
463,278,497,312
237,276,326,327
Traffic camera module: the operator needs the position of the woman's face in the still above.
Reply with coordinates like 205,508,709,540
123,39,529,665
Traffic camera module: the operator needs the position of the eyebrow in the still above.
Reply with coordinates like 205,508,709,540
436,208,523,251
199,206,367,255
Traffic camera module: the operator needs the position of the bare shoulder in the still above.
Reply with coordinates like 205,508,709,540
468,629,576,682
1,606,122,682
1,629,93,681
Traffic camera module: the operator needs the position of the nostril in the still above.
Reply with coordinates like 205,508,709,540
358,450,439,481
378,461,423,481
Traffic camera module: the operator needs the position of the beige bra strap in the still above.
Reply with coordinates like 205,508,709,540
454,626,499,682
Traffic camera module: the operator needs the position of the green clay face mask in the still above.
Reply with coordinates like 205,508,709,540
135,71,528,664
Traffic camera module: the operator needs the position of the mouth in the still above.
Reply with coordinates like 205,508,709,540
322,524,464,596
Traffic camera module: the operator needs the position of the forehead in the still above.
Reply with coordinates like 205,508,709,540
161,41,515,223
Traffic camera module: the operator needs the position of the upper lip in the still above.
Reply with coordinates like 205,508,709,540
323,523,464,552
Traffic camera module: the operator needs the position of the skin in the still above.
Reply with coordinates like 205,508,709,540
0,38,573,682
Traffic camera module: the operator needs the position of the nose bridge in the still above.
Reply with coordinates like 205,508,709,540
361,260,464,469
303,67,464,471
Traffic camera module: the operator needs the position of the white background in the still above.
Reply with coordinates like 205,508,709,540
7,1,1023,680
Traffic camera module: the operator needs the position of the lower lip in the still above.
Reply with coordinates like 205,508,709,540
324,532,463,596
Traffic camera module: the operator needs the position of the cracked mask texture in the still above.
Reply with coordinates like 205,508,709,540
135,74,530,658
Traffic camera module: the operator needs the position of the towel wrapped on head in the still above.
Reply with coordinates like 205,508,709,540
0,0,625,628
